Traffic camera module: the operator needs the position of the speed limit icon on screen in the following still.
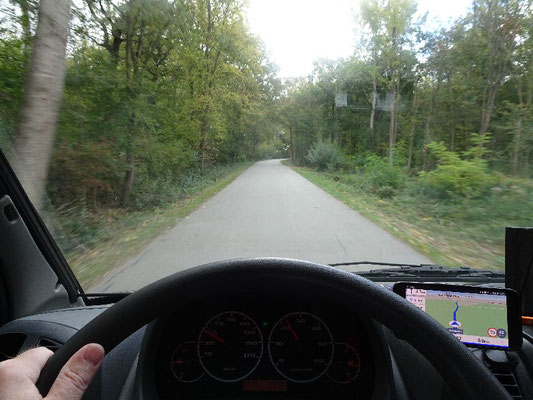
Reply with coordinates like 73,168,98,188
487,327,498,338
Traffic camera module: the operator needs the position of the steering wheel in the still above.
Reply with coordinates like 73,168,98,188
36,258,510,399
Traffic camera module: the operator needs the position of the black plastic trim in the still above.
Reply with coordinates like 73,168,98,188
0,149,83,301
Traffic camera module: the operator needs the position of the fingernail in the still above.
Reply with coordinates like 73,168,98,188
83,345,104,366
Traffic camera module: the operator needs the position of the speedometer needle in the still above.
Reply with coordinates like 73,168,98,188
285,318,299,341
203,328,225,343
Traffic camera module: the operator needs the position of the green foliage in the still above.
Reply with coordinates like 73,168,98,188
130,162,248,209
51,161,250,255
1,0,532,277
0,35,26,150
0,0,283,212
255,142,287,160
363,154,406,192
47,141,121,207
282,0,533,179
340,153,369,172
306,140,343,171
420,141,496,198
293,165,533,271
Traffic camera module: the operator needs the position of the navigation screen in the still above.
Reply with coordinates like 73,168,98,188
405,287,509,348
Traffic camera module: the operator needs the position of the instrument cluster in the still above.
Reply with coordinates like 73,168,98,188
153,297,375,399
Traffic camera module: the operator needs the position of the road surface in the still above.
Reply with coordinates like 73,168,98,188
94,159,430,291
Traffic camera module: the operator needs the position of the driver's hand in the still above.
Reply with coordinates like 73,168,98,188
0,343,104,400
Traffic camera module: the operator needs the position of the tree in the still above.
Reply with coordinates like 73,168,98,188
359,0,418,165
475,0,523,137
11,0,71,211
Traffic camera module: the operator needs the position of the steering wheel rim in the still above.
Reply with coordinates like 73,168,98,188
36,258,510,399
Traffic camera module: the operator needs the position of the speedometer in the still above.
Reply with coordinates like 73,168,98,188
268,312,333,383
197,311,263,382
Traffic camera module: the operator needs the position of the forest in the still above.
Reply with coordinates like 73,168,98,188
281,0,533,269
1,0,284,211
286,0,532,176
0,0,532,278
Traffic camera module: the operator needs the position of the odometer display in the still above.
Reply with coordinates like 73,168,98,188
268,312,333,383
198,311,263,382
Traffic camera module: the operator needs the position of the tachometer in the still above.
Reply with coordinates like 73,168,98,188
326,342,360,384
197,311,263,382
268,312,333,383
170,341,204,383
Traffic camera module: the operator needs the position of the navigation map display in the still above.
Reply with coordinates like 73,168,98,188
393,283,521,349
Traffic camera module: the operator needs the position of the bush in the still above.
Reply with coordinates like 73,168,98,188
376,185,397,199
363,155,406,191
420,141,496,198
306,140,342,171
340,153,368,172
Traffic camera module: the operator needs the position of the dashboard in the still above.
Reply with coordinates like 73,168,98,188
143,297,377,399
3,290,533,399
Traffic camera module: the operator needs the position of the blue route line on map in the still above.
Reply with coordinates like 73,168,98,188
453,301,459,322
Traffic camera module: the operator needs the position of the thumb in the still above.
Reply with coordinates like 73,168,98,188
46,343,104,400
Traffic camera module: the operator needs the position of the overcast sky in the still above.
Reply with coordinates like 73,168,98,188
246,0,472,78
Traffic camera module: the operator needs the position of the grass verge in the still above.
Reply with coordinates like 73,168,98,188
60,163,251,289
285,161,519,271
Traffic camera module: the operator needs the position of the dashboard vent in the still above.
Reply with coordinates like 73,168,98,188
488,365,522,400
37,337,62,353
0,333,26,361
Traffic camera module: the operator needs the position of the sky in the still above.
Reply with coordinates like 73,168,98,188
246,0,472,78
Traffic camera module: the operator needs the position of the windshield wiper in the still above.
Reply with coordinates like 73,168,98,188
329,261,505,283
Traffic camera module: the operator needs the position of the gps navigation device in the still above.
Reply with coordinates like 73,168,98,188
393,283,522,350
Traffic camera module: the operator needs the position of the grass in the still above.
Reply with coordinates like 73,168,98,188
55,163,251,289
285,161,533,271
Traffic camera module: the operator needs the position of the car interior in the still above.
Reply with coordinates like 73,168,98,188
1,151,533,400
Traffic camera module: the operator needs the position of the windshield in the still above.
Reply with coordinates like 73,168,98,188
1,0,531,292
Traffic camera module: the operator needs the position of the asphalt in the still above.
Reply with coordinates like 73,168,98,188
93,159,430,292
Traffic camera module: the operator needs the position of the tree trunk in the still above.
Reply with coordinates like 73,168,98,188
199,111,208,172
448,74,456,151
423,114,431,172
422,80,440,171
120,154,135,207
480,84,498,136
11,0,71,212
407,128,414,170
370,70,377,148
289,123,294,163
388,85,397,166
120,0,137,206
513,113,523,175
407,91,417,170
513,79,524,175
449,120,456,152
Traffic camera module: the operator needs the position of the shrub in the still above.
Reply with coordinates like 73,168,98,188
340,153,368,172
376,185,396,199
306,139,342,171
420,141,496,198
363,155,406,190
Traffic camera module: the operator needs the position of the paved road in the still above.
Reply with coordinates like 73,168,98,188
94,159,430,291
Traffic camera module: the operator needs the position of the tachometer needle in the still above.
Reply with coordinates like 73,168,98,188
203,328,225,343
285,318,299,341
